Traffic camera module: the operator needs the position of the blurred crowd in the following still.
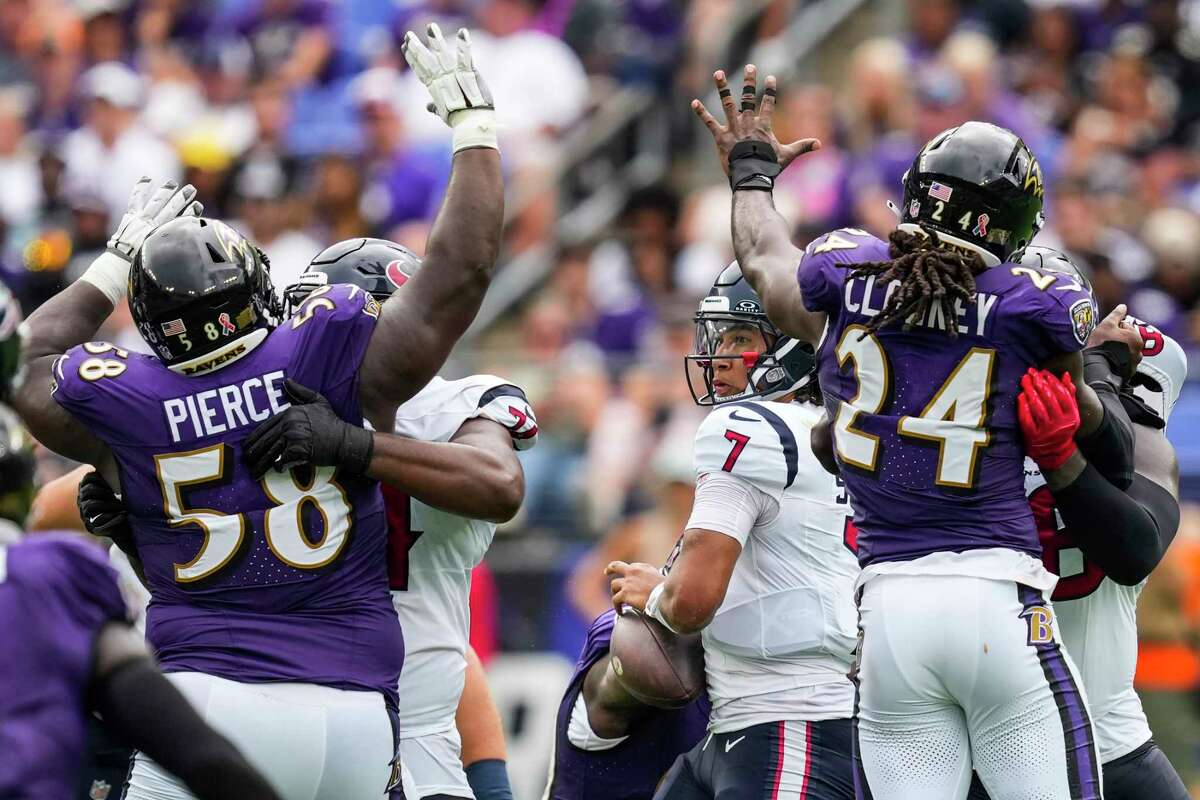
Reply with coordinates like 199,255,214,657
4,0,1200,783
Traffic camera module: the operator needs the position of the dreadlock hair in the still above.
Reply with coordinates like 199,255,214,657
842,227,987,338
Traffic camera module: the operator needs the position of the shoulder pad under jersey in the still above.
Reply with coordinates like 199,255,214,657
693,401,801,503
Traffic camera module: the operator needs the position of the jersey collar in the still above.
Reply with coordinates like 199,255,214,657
167,328,269,376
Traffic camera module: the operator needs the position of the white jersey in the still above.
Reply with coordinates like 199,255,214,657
1030,325,1186,762
691,400,860,733
389,375,537,738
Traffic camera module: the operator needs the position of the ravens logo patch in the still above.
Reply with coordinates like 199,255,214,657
1069,298,1096,346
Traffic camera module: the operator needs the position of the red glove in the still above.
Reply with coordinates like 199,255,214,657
1018,368,1080,471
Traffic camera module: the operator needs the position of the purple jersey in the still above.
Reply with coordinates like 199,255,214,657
52,284,404,705
547,611,709,800
798,229,1097,566
0,534,129,799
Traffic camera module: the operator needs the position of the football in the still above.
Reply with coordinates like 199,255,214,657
609,608,705,709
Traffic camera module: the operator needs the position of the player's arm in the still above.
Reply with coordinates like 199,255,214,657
457,646,516,800
690,65,825,344
1020,371,1180,585
358,25,503,431
12,178,199,466
366,418,524,523
579,652,652,739
244,380,524,522
1041,305,1139,488
88,624,282,800
611,525,743,634
608,470,769,633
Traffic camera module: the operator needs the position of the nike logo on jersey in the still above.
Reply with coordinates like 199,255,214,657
728,410,759,423
724,735,746,753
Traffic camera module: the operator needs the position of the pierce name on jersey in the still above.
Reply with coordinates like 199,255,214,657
692,400,860,732
51,284,404,706
162,370,288,443
798,228,1097,568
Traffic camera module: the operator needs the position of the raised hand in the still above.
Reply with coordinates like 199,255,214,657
1086,303,1143,377
107,177,203,262
402,23,494,126
691,65,820,176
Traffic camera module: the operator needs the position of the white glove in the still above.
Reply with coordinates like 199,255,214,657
81,177,203,305
107,177,204,263
402,24,497,152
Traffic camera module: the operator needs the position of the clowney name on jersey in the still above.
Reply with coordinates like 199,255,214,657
387,374,538,739
691,399,860,733
1027,322,1186,763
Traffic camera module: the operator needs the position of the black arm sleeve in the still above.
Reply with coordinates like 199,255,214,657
1075,345,1136,490
1052,466,1181,586
90,658,282,800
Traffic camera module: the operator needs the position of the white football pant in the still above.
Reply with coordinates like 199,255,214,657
125,672,397,800
399,727,475,799
853,574,1102,800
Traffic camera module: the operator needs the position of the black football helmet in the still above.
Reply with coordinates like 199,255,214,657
0,404,35,525
899,121,1045,263
686,262,816,406
129,217,280,366
1012,245,1093,295
0,283,22,399
283,238,420,318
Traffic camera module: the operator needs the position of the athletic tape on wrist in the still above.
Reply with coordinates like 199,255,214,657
79,251,131,306
644,583,681,634
450,108,499,153
728,139,781,191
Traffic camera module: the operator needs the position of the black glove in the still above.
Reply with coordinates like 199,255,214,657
77,471,135,556
243,379,375,480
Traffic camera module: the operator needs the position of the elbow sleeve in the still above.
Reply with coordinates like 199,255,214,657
1076,379,1135,490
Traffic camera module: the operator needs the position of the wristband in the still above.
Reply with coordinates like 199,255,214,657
728,139,782,191
644,582,682,634
79,251,131,306
450,108,499,153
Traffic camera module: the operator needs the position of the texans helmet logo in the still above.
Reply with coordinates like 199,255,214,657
385,260,410,289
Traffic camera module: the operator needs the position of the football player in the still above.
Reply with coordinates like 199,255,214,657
10,24,504,800
607,263,859,799
0,299,280,800
240,238,537,800
691,66,1136,798
966,250,1190,800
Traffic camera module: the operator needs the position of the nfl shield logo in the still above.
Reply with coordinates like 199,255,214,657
89,780,112,800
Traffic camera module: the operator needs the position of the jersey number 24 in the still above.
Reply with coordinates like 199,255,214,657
834,324,995,488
